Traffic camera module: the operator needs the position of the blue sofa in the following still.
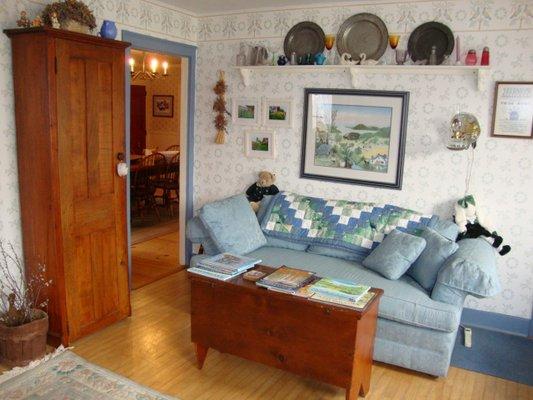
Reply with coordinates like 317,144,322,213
187,194,500,377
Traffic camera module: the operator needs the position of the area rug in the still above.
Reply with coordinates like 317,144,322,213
0,349,177,399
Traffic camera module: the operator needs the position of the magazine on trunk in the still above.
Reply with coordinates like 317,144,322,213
188,267,237,281
309,278,370,302
197,253,261,273
311,291,376,309
256,266,315,291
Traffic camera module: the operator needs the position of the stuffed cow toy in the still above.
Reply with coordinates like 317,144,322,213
454,195,510,256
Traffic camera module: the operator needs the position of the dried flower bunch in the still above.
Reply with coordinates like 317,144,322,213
213,70,230,144
0,241,51,327
41,0,97,30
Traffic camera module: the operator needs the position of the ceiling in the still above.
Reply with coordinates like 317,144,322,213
130,49,181,67
158,0,343,15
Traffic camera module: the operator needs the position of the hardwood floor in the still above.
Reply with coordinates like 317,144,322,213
131,231,182,289
72,271,533,400
132,219,179,245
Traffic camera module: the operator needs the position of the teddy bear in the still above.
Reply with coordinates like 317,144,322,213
246,171,280,212
454,194,510,256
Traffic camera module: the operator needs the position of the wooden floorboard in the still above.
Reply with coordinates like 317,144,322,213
71,272,533,400
131,231,182,289
131,219,179,245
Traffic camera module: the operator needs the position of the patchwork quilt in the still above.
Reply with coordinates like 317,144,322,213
260,192,438,255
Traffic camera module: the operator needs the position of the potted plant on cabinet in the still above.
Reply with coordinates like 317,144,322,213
0,241,51,367
41,0,97,34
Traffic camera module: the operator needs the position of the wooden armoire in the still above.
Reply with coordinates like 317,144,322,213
4,27,131,345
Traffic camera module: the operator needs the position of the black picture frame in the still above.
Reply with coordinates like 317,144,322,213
153,94,174,118
300,88,409,190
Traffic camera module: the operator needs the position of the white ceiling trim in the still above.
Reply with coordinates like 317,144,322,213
143,0,199,17
158,0,430,17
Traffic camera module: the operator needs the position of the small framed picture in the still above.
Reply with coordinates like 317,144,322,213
263,98,293,128
232,97,260,126
153,95,174,118
245,130,276,159
491,81,533,139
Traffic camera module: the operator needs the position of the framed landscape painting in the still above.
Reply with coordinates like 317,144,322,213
232,97,260,126
245,130,276,158
301,88,409,189
263,98,293,128
153,95,174,117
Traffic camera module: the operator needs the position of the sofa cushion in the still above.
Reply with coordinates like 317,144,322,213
432,238,500,299
256,195,275,223
363,229,427,279
407,227,459,291
246,247,461,333
306,245,365,262
267,237,308,251
199,194,267,254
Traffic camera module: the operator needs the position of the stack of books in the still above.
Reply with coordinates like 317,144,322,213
256,266,315,293
188,253,261,281
306,278,372,308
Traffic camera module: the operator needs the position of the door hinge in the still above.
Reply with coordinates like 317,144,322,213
54,57,57,74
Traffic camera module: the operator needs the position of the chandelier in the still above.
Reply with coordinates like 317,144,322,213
128,52,168,81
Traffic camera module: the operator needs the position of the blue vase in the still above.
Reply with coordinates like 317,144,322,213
99,20,117,39
314,52,326,65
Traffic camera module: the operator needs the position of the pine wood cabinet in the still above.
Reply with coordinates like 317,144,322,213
4,27,131,345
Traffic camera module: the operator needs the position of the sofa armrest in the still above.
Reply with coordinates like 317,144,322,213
431,238,500,304
186,216,207,244
186,217,220,255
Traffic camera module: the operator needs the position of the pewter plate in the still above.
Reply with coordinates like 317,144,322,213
284,21,326,59
408,22,454,65
337,13,388,62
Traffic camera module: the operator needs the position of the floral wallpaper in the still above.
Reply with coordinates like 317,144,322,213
0,0,531,319
193,0,533,319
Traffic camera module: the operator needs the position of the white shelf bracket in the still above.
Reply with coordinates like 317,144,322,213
239,68,251,87
348,67,358,88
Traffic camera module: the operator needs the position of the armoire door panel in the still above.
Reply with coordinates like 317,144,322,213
5,27,131,346
55,38,130,342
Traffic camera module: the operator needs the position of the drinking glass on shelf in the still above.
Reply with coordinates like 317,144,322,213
395,49,408,65
388,34,400,64
325,34,336,65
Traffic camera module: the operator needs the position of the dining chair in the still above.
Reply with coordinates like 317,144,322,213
138,152,167,210
139,152,166,167
162,153,180,216
130,165,160,220
166,145,180,151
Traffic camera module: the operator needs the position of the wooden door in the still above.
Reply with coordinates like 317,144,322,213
130,85,147,155
55,38,130,342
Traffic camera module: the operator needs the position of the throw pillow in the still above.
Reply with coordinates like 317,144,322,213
432,238,501,301
199,194,267,254
362,229,427,280
407,227,459,291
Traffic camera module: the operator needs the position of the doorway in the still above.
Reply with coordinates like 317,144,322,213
122,32,196,290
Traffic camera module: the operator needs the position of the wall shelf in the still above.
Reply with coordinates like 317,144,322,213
235,65,491,91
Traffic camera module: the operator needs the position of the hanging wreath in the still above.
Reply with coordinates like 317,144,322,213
213,70,230,144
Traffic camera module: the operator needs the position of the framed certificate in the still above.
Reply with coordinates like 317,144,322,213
491,82,533,139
